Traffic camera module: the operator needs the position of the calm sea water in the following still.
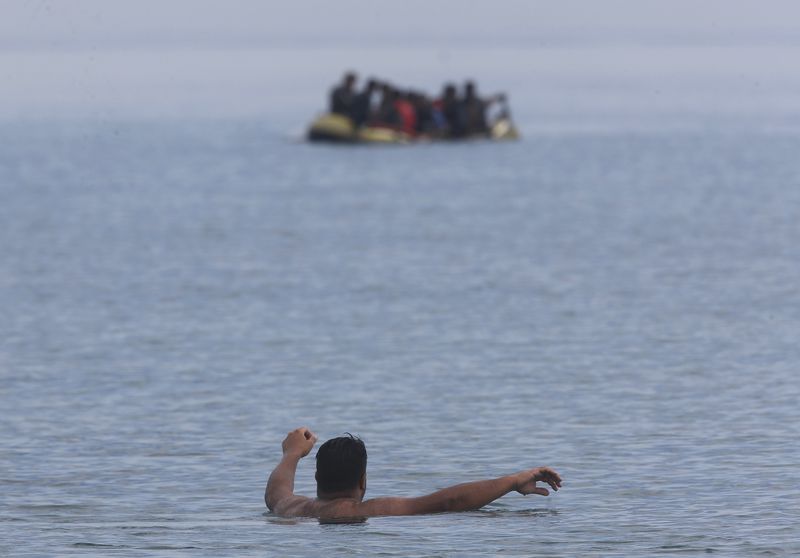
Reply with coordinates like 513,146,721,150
2,118,799,556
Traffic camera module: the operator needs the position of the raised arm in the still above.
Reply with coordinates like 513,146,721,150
265,427,317,512
359,467,562,516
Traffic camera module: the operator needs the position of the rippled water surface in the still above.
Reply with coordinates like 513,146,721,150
2,120,799,556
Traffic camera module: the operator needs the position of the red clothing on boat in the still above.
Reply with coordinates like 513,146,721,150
394,99,417,136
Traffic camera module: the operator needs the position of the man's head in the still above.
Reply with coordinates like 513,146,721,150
315,434,367,498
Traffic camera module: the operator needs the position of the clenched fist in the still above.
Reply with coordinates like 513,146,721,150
282,427,318,459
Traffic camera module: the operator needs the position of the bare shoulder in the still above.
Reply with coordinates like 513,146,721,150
271,496,365,520
271,495,316,517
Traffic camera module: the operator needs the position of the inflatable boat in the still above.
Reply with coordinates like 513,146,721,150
307,113,519,144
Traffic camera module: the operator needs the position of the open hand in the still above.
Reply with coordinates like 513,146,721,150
514,467,562,496
281,427,317,459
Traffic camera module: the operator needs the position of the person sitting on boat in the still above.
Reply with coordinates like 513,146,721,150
374,84,402,128
265,427,563,521
429,96,448,137
330,72,357,116
438,83,466,139
394,91,418,137
411,92,436,136
461,80,506,136
351,78,378,128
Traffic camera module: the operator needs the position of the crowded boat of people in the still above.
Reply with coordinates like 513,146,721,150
307,72,519,144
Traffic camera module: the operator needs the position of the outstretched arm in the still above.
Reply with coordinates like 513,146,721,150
265,427,317,511
359,467,562,516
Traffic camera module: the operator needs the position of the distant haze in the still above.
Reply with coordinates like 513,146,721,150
2,0,799,127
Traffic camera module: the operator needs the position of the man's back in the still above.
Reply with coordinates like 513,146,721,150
265,427,563,520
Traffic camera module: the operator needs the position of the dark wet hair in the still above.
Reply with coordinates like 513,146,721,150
315,433,367,493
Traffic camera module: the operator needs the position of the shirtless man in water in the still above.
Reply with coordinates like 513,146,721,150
265,427,563,520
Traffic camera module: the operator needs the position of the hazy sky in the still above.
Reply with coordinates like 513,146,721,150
4,0,800,47
2,1,799,125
